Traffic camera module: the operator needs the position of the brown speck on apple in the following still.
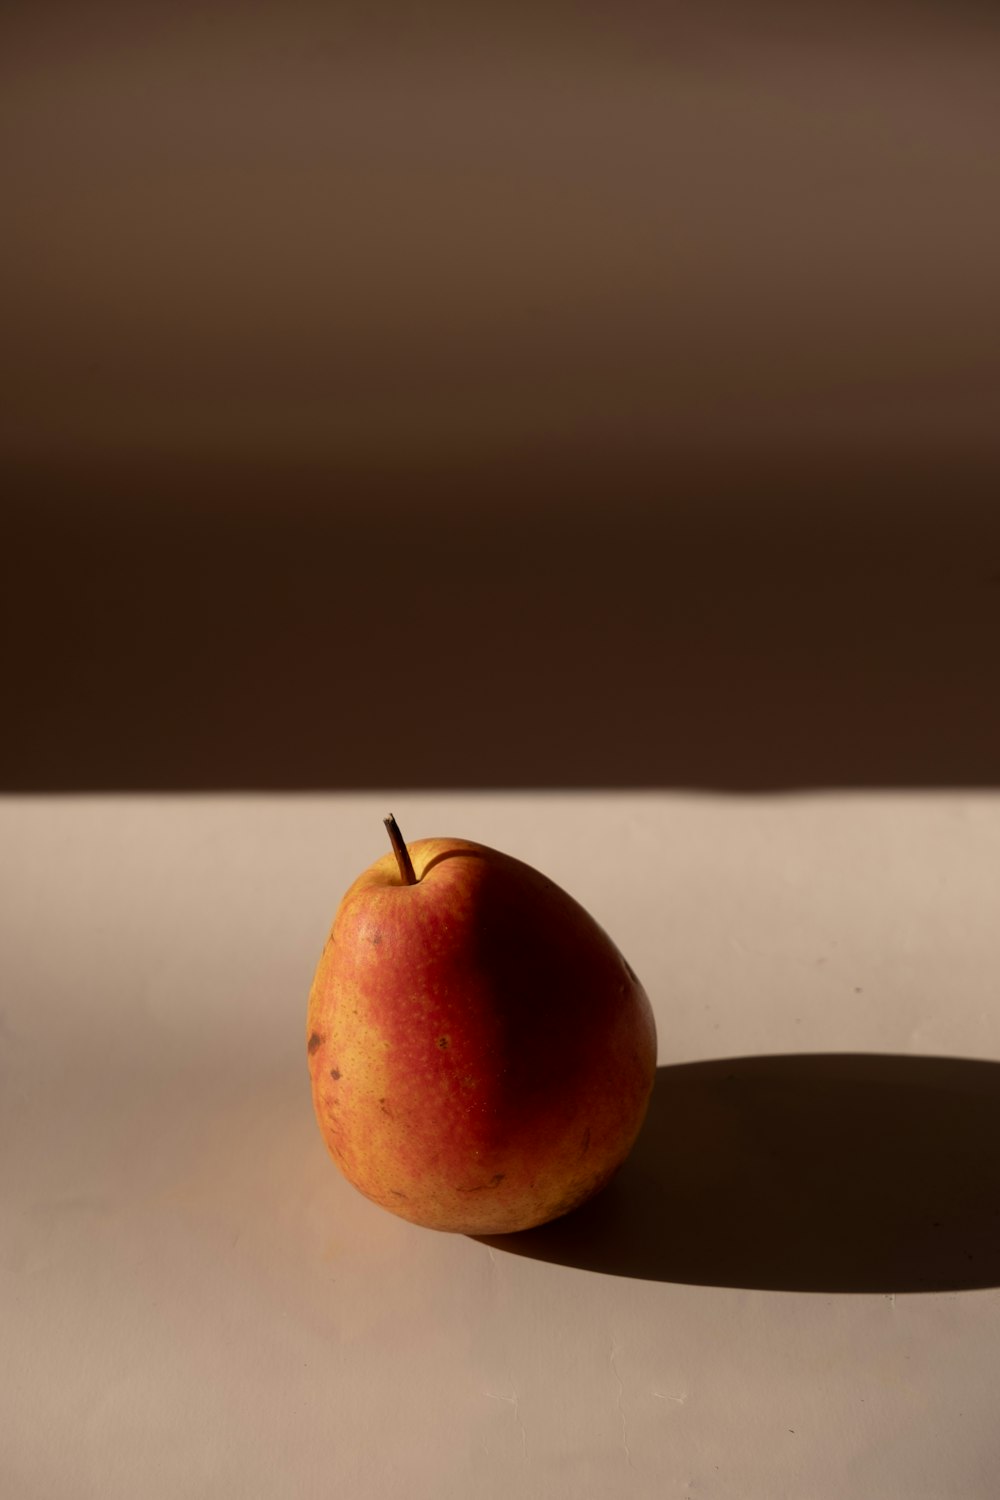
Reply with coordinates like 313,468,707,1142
457,1173,506,1192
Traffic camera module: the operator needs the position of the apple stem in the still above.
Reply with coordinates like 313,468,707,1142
384,814,418,885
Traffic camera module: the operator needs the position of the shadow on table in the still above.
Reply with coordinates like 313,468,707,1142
479,1054,1000,1292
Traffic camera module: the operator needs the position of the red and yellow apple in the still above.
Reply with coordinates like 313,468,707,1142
306,819,657,1234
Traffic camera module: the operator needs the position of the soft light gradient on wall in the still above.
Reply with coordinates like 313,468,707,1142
3,1,999,788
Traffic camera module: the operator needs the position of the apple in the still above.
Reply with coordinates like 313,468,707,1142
306,817,657,1234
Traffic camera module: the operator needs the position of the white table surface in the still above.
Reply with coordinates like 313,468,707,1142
4,792,1000,1498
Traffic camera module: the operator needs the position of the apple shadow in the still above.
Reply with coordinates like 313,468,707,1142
477,1054,1000,1292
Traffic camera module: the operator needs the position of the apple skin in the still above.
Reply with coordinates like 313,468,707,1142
306,837,657,1235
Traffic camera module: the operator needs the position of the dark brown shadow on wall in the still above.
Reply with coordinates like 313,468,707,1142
478,1054,1000,1292
3,0,1000,790
3,449,1000,790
